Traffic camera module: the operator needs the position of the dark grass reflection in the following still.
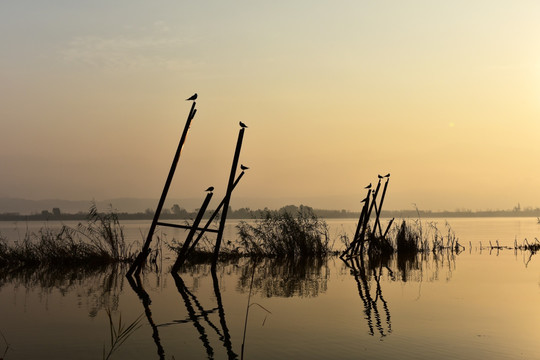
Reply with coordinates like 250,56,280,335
127,275,166,360
237,257,329,298
0,263,125,316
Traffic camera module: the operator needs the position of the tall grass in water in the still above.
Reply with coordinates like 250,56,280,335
75,204,131,261
102,309,143,360
1,329,9,360
390,220,462,254
236,205,332,257
0,204,134,268
395,220,423,254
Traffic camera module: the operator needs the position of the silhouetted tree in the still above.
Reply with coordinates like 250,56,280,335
171,204,188,218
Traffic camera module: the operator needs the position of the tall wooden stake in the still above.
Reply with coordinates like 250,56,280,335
187,171,246,256
212,127,245,271
383,218,395,238
128,102,197,277
171,191,213,272
374,177,390,237
355,180,381,254
342,193,369,258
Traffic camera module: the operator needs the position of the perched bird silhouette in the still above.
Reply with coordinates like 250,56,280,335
384,173,390,178
240,164,249,171
378,174,383,179
186,93,197,101
239,121,248,128
205,186,214,192
364,183,372,189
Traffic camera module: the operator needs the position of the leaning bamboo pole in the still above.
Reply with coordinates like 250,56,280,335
171,191,213,272
212,125,246,271
187,171,246,257
128,102,197,277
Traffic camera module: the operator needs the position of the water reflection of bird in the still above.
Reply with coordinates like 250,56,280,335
384,173,390,177
240,164,249,171
365,183,372,189
205,186,214,192
239,121,248,128
186,93,197,101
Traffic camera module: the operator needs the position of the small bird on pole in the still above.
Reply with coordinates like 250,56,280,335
240,164,249,171
378,174,383,179
239,121,248,128
186,93,197,101
384,173,390,178
205,186,214,192
364,183,372,189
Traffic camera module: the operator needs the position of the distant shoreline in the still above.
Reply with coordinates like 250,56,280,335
1,207,539,221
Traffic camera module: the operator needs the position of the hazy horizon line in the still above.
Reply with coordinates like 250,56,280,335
0,196,535,215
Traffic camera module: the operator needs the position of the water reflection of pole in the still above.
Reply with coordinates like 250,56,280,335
171,271,238,359
374,263,392,334
369,267,386,337
211,269,238,359
349,258,374,335
183,285,223,338
344,257,391,337
171,272,214,358
240,262,256,360
126,275,166,360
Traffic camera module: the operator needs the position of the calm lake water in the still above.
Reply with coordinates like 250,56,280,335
0,218,539,359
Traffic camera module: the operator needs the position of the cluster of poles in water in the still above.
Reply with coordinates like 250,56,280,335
127,95,249,277
119,96,540,357
341,174,394,258
125,95,254,358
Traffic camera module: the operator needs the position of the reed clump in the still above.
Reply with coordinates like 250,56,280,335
386,220,463,255
236,205,332,257
365,227,395,258
0,204,134,269
515,238,540,253
395,220,424,253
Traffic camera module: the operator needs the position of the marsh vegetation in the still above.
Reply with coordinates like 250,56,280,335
236,205,333,258
0,204,134,269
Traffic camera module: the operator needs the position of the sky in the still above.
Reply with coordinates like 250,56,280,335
1,1,540,212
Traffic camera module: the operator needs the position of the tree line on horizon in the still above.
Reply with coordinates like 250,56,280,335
0,203,539,221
